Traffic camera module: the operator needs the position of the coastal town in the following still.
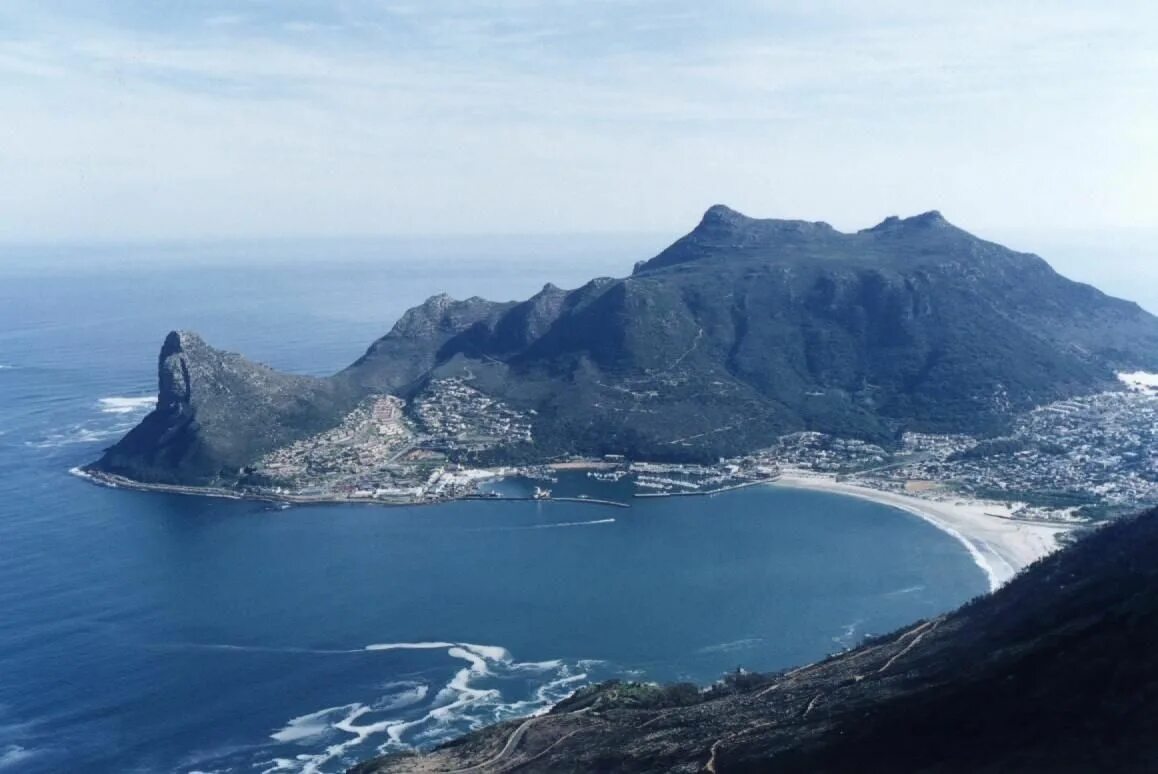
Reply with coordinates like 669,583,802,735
228,372,1158,532
249,378,538,502
766,374,1158,522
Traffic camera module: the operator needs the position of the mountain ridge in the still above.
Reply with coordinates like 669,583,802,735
89,207,1158,486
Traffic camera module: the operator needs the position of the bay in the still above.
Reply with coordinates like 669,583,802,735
0,239,986,773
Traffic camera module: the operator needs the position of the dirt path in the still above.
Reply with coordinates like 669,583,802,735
876,619,940,675
444,716,543,773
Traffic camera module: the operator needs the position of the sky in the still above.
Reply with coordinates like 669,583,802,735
1,1,1156,244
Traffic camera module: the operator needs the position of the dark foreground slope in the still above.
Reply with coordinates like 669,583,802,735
91,208,1158,485
354,508,1158,773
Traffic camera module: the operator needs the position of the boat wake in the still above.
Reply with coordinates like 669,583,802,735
463,518,616,532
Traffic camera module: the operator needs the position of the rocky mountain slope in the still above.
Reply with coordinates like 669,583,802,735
95,331,356,483
91,207,1158,485
353,506,1158,773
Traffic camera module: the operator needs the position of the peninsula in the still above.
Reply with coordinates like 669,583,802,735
83,207,1158,541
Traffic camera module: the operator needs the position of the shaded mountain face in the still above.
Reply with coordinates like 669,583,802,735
356,507,1158,773
95,331,356,483
91,207,1158,484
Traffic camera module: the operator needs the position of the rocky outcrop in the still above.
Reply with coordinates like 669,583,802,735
94,331,354,485
340,294,514,393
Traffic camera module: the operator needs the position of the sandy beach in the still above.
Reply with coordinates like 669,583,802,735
774,471,1073,591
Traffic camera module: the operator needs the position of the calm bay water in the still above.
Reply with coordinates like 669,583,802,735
0,240,986,773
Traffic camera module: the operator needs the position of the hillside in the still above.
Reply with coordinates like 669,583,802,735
353,506,1158,773
90,207,1158,485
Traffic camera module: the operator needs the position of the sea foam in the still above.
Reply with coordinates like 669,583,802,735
270,706,350,743
30,395,156,449
0,745,37,771
98,396,156,414
257,641,592,774
28,426,126,449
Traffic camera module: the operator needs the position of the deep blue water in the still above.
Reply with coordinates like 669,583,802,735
0,240,987,773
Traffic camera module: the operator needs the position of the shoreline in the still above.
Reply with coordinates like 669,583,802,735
70,467,630,510
773,471,1073,591
74,466,1073,590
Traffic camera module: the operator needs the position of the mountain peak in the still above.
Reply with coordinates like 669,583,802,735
699,203,752,227
634,205,836,274
159,329,212,361
91,208,1158,490
421,292,456,309
694,204,834,236
864,210,953,233
912,209,948,224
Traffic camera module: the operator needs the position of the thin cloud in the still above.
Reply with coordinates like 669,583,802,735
0,1,1155,240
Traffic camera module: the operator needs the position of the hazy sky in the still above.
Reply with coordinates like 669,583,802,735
2,1,1156,242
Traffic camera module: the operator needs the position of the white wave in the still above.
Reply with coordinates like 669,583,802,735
260,760,296,773
27,425,126,448
0,364,13,370
500,671,591,717
510,658,565,672
832,620,864,649
98,395,156,414
259,641,592,774
0,746,37,770
458,643,510,662
447,646,491,681
362,641,511,663
270,705,354,743
576,658,608,670
363,640,456,653
26,395,156,450
376,683,428,711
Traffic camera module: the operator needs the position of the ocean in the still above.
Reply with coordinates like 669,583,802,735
0,239,987,773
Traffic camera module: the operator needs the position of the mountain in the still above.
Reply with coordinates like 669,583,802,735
353,506,1158,773
95,331,356,483
90,207,1158,485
